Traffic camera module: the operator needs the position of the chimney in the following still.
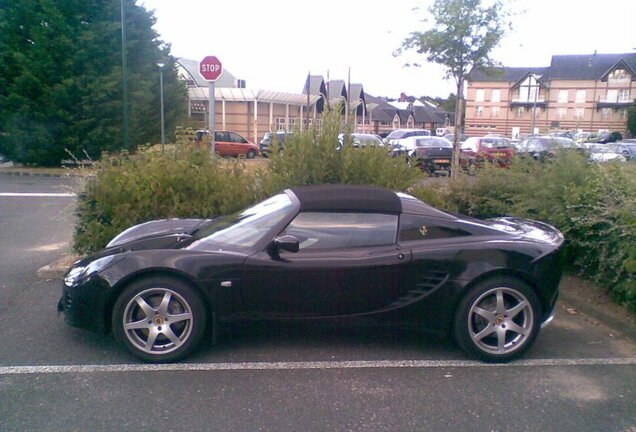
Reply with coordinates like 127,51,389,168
399,92,407,102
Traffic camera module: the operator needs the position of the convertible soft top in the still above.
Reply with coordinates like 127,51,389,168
289,184,402,214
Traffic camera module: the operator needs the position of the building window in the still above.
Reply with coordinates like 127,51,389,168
556,108,567,119
275,117,286,131
515,107,525,118
392,115,400,129
601,108,612,120
475,106,483,117
475,89,485,102
574,108,585,120
575,90,586,103
491,89,501,103
609,68,630,82
606,89,618,103
558,90,568,103
619,89,631,102
620,109,628,120
406,116,415,128
491,106,500,117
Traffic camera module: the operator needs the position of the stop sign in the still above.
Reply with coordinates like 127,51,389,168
199,56,223,81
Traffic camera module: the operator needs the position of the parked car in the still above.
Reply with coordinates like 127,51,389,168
460,136,515,168
385,129,431,149
339,133,384,149
259,131,292,157
596,131,623,144
195,130,259,159
59,184,564,363
616,140,636,160
442,133,468,144
588,143,627,163
408,136,454,174
517,136,584,160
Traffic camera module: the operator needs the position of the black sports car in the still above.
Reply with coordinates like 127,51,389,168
59,185,564,363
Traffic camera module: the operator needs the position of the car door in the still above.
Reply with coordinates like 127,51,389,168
241,212,413,318
228,132,248,156
214,131,231,156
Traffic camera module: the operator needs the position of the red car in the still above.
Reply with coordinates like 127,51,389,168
460,136,515,168
195,130,259,159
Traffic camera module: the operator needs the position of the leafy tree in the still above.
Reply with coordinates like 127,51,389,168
628,100,636,137
0,0,186,166
399,0,512,177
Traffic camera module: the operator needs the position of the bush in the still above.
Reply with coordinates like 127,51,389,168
264,109,420,193
411,154,636,312
73,147,259,254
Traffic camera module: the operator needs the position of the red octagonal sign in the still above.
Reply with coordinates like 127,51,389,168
199,56,223,81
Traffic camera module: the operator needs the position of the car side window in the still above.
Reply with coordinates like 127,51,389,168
215,131,230,142
399,214,470,242
229,132,247,143
281,212,398,250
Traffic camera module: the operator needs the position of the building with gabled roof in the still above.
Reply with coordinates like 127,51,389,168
465,52,636,137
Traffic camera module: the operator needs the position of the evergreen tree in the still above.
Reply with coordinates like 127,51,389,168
0,0,186,166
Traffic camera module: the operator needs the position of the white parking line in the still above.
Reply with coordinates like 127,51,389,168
1,357,635,375
0,193,76,197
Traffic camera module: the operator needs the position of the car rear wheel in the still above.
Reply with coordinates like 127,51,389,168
246,149,256,159
112,277,206,363
454,276,541,362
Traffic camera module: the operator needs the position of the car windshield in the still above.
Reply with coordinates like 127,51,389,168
481,138,511,149
387,130,408,139
188,193,294,252
416,138,452,148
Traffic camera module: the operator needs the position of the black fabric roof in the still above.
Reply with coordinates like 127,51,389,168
290,185,402,214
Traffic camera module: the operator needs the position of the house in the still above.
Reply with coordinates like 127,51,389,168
465,52,636,138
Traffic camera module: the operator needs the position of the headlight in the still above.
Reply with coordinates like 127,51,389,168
64,255,118,287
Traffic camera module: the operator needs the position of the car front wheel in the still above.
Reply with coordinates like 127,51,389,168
454,277,541,362
246,149,256,159
112,277,206,363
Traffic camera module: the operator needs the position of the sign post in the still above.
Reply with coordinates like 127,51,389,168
199,56,224,156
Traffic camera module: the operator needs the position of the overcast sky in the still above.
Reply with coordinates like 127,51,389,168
139,0,636,98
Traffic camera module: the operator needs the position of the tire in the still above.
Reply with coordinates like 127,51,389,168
246,149,256,159
454,276,541,363
112,277,206,363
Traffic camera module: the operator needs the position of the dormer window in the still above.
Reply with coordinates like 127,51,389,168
609,68,630,83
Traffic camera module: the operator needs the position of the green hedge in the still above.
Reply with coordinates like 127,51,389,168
411,154,636,312
73,148,260,254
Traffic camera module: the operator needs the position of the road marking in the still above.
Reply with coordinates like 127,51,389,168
1,357,635,375
0,193,76,197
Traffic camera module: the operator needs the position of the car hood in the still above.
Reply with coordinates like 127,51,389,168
483,217,564,245
106,218,213,249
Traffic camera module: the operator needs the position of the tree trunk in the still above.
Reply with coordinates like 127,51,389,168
451,78,464,179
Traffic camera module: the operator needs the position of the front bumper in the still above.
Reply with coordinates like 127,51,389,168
58,275,114,334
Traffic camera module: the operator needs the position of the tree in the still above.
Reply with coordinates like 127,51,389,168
399,0,512,177
0,0,186,166
628,100,636,138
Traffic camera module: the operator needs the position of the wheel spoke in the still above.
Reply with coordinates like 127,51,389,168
507,300,529,319
162,326,182,346
144,328,159,350
473,306,496,322
507,321,529,336
135,296,155,318
496,290,506,315
167,312,192,325
157,291,172,316
473,323,495,341
497,328,506,353
125,319,150,331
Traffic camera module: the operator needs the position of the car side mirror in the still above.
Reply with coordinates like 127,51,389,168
268,235,299,256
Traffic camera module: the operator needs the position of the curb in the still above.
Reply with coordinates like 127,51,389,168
558,276,636,340
0,170,73,178
37,255,79,280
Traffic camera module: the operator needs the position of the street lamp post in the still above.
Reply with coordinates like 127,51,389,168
157,62,165,152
